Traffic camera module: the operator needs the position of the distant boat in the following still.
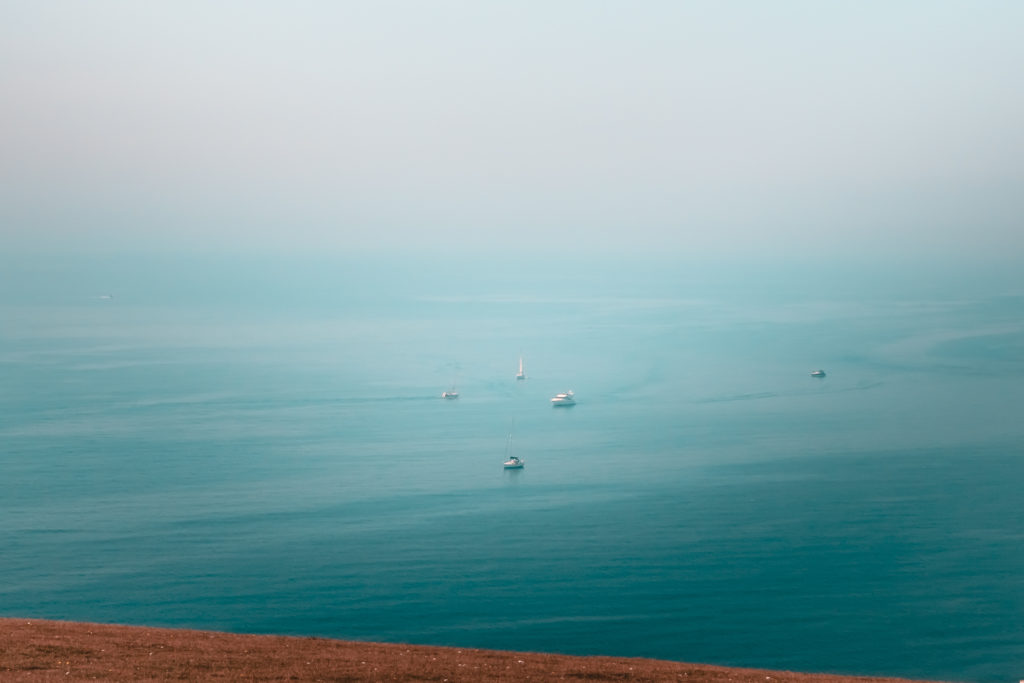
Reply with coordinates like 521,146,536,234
516,355,526,381
441,387,459,399
550,390,575,406
503,432,524,469
810,369,826,378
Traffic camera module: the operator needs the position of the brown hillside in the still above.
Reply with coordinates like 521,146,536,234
0,617,942,682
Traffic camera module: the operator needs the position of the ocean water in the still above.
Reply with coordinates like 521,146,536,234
2,255,1023,682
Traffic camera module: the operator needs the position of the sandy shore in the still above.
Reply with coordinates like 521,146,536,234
1,617,940,682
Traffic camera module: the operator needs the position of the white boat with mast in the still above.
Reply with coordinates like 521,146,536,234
516,354,526,381
441,385,459,399
503,431,524,469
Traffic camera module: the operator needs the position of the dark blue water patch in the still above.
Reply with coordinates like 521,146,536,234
7,446,1021,681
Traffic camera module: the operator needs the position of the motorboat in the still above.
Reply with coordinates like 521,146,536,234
550,390,575,406
810,370,826,378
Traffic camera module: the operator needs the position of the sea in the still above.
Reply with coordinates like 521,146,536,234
2,252,1023,682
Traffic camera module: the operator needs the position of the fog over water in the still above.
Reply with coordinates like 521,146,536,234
2,2,1023,258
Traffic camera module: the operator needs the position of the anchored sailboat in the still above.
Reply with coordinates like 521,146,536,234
516,354,526,381
503,431,524,469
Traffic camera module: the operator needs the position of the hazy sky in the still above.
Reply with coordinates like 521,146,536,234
2,1,1022,258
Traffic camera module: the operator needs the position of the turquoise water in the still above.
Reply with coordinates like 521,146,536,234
2,256,1023,682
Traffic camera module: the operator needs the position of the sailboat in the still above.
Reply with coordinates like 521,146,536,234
515,354,526,381
503,431,524,469
441,385,459,399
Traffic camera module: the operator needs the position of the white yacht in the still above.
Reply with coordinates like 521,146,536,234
515,355,526,381
550,390,575,406
810,369,826,378
441,388,459,399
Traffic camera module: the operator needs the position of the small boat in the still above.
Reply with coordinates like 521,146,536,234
441,388,459,399
810,370,826,378
515,355,526,381
503,432,524,469
550,390,575,406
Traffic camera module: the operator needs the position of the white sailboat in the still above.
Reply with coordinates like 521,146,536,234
515,354,526,381
503,431,524,469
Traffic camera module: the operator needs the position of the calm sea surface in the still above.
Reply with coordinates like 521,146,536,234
2,256,1023,682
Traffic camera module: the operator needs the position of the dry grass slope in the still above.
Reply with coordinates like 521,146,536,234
1,618,942,682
